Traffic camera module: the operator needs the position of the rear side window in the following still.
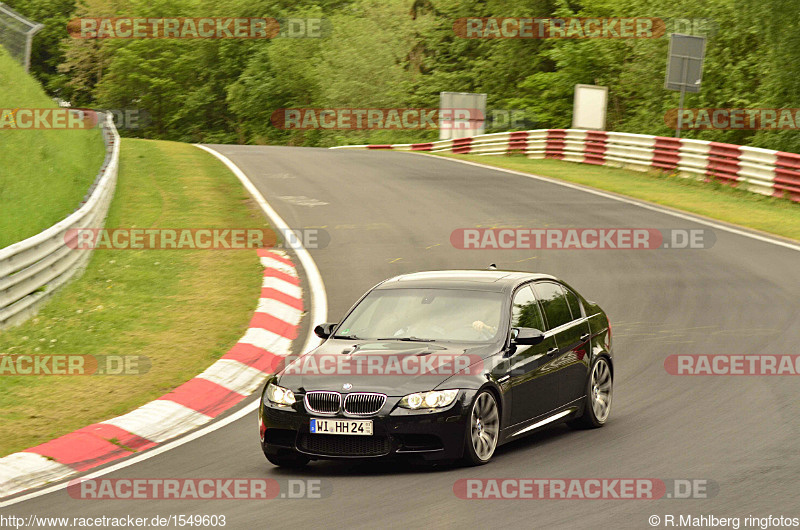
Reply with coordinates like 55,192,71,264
563,287,583,320
511,285,546,331
532,282,572,329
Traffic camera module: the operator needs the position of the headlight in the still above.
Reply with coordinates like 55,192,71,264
398,389,459,409
265,383,296,406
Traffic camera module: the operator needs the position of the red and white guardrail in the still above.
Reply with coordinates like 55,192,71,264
0,249,301,498
330,129,800,202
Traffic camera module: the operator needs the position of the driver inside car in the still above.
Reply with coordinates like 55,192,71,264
469,306,500,340
376,292,501,341
471,318,497,338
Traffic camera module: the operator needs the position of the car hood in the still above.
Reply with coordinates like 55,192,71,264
276,339,497,396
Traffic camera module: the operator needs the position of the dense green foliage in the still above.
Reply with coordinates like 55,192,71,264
7,0,799,150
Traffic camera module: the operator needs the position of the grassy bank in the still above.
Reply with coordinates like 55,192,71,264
0,139,268,455
0,48,105,249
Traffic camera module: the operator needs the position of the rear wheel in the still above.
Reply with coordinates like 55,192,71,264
266,451,310,468
569,356,613,429
462,390,500,466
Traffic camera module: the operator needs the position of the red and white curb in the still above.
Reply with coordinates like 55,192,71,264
330,129,800,202
0,249,302,498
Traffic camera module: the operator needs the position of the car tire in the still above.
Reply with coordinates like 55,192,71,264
568,356,613,429
265,451,310,468
462,390,500,466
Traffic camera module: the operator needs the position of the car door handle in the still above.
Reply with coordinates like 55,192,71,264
580,333,590,343
546,347,559,356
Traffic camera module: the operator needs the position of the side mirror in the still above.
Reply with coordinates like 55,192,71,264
511,327,545,345
314,322,337,339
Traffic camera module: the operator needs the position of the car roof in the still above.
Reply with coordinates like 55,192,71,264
374,270,558,293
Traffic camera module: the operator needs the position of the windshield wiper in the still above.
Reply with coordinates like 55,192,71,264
376,336,436,342
333,334,362,340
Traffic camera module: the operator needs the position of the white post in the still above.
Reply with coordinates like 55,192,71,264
24,24,43,73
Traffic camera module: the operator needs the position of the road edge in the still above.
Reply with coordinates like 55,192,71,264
0,144,328,506
420,152,800,253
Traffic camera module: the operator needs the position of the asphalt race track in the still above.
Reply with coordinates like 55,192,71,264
5,146,800,528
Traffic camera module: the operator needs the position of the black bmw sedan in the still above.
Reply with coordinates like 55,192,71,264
259,269,613,467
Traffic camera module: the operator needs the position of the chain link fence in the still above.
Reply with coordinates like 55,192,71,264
0,2,43,72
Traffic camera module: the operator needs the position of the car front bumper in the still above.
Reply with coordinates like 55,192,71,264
259,391,476,462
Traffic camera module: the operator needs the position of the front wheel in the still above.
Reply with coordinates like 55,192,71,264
462,390,500,466
569,356,613,429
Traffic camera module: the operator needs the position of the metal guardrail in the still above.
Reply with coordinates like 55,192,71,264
331,129,800,202
0,112,120,329
0,2,44,72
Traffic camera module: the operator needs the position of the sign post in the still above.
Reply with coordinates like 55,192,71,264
665,34,706,138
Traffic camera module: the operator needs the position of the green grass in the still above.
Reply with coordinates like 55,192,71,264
0,48,105,249
0,139,268,455
433,154,800,241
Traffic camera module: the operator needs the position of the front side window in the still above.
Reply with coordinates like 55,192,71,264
511,285,546,331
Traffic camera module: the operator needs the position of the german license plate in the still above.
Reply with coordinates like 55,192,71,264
310,418,373,435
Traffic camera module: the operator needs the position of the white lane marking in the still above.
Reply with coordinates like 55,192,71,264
102,401,213,443
262,173,295,179
429,154,800,253
195,144,326,342
0,453,74,498
196,359,270,396
0,145,328,507
276,195,329,207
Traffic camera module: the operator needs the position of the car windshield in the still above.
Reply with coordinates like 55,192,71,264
335,288,505,342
